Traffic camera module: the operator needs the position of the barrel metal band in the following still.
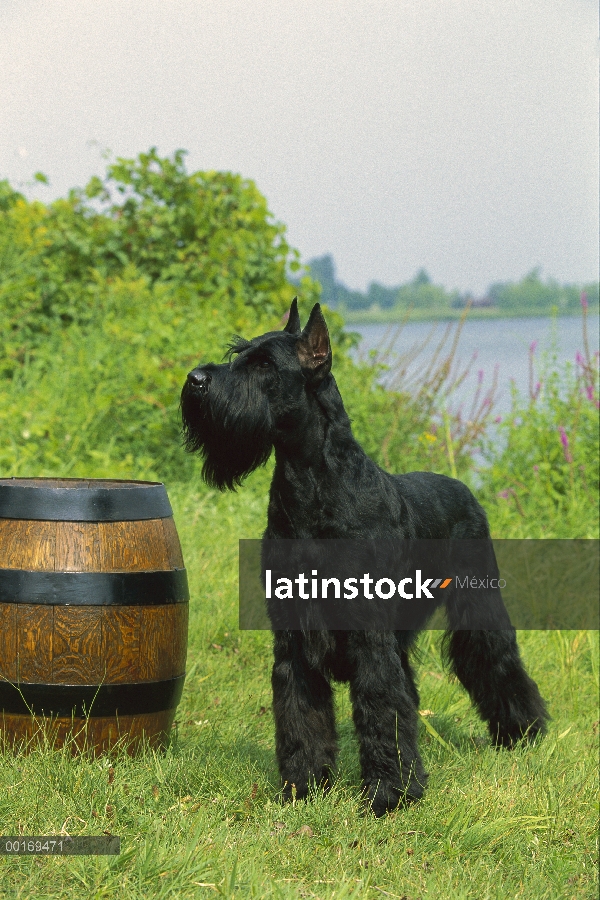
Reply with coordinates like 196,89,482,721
0,675,185,717
0,568,189,606
0,482,172,521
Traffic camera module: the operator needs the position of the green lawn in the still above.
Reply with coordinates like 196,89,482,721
0,476,598,900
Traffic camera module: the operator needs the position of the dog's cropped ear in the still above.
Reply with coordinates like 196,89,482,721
297,303,332,385
283,297,302,335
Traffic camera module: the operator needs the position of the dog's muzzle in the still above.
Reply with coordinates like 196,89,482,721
186,368,211,395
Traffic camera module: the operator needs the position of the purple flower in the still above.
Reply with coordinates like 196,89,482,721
533,381,541,400
494,415,502,423
586,385,594,401
498,490,511,499
559,426,572,463
477,369,484,384
533,465,539,473
581,291,588,309
529,341,538,355
576,351,585,368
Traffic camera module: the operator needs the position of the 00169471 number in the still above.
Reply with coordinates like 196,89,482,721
0,836,120,855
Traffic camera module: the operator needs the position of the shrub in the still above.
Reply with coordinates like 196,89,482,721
0,149,318,375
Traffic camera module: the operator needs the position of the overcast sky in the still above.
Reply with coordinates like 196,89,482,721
1,0,597,294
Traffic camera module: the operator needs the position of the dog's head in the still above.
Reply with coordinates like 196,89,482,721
180,299,332,489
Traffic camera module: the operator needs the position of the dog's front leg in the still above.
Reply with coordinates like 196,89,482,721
272,631,338,802
348,632,427,816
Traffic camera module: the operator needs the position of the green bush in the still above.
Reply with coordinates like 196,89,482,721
0,288,470,483
0,149,317,374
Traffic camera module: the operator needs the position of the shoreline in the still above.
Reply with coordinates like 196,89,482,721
338,305,599,326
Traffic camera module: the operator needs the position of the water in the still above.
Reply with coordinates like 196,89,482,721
350,315,599,416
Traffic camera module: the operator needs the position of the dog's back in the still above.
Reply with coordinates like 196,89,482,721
391,471,490,539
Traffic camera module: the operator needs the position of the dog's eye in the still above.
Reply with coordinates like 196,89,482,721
256,358,271,369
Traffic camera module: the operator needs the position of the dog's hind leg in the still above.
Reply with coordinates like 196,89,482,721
348,632,427,817
444,626,549,746
272,632,338,802
444,536,549,746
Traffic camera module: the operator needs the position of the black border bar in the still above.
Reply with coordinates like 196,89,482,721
0,675,185,716
0,568,189,606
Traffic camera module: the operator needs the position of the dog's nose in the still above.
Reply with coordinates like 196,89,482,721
187,369,211,392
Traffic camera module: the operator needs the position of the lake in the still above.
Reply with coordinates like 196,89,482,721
349,315,599,416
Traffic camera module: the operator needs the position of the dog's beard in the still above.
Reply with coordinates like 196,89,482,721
181,379,274,490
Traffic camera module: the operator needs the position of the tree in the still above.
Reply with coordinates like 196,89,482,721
307,255,338,307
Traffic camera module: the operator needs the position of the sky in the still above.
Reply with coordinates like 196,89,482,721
1,0,598,295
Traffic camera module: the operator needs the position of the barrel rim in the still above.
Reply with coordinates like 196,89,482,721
0,478,173,521
0,477,166,488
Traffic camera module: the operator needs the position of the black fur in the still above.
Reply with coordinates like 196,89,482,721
181,299,549,816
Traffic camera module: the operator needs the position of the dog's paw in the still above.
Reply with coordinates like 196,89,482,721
281,766,333,803
281,780,309,803
361,774,426,817
491,717,547,748
281,772,331,804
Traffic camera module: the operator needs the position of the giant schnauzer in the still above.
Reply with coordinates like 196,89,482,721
181,299,548,816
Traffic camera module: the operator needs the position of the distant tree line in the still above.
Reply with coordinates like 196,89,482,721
304,255,599,315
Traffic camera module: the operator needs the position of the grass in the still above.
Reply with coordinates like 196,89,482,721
0,476,598,899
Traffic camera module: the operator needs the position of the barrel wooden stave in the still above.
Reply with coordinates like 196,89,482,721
0,518,184,571
0,602,188,685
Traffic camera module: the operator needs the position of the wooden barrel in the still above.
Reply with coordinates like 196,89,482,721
0,478,188,754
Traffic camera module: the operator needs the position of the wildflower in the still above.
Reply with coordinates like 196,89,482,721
532,382,541,400
529,341,538,355
494,415,502,423
558,426,572,463
581,291,588,309
498,490,511,499
585,385,594,401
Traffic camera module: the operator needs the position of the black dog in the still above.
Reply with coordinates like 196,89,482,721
181,299,548,816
